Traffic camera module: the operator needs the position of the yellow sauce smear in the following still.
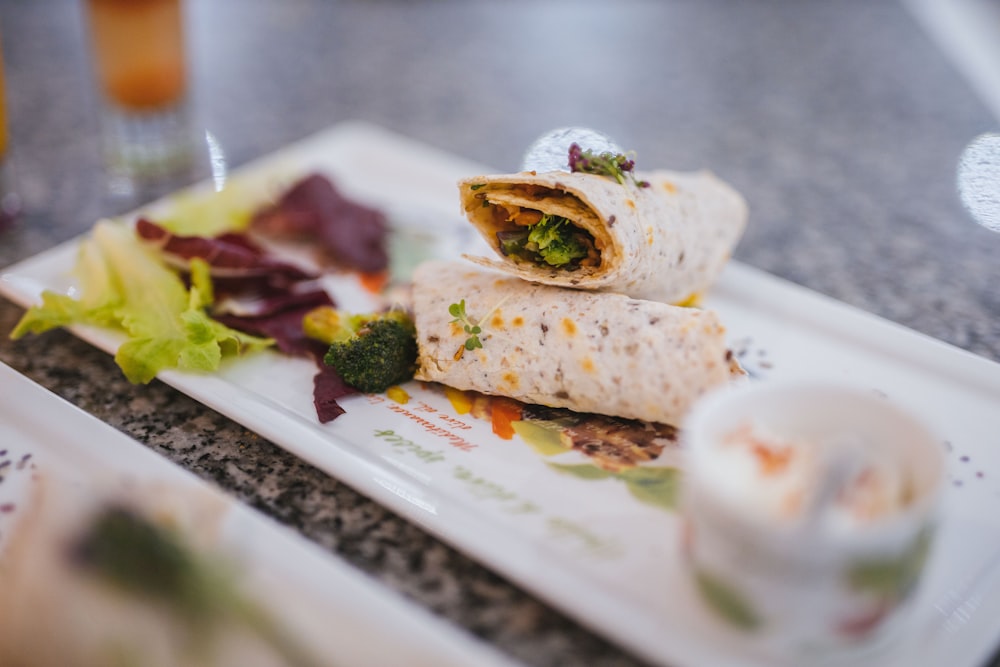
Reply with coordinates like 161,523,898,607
386,386,410,404
674,292,702,307
444,386,473,414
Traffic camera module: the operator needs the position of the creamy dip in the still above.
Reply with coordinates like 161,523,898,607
713,421,910,529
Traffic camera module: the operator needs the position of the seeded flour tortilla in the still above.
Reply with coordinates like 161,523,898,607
459,169,747,304
412,260,734,426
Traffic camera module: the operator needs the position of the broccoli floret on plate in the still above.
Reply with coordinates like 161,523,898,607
303,307,417,393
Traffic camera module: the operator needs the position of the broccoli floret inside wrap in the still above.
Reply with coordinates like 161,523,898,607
495,213,596,268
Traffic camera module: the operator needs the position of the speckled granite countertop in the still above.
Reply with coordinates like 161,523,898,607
1,2,999,666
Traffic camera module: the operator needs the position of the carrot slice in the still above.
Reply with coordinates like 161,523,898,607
358,270,389,294
491,398,523,440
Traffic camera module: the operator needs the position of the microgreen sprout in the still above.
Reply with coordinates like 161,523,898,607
449,299,482,356
568,143,650,188
448,296,510,360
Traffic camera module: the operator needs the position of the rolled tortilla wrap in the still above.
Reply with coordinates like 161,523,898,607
459,169,747,304
412,260,733,426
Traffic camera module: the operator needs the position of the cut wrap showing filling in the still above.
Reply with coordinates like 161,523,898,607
459,170,748,304
467,183,612,274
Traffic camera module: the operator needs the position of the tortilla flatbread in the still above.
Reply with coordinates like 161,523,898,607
412,260,735,426
458,169,747,304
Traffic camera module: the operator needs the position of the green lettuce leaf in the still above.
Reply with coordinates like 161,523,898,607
153,181,257,237
10,290,89,337
10,234,122,337
11,219,272,384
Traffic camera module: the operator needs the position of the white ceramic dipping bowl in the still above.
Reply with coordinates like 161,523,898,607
680,381,945,661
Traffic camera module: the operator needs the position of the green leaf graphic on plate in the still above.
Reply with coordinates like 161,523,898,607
547,462,614,481
695,569,761,631
546,463,680,511
618,467,681,510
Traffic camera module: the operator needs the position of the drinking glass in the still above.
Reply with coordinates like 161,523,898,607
0,36,20,228
83,0,194,196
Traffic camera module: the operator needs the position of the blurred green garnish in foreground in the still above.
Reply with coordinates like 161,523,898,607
71,505,323,667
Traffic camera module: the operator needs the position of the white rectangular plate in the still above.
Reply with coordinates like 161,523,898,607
0,361,520,667
3,121,1000,667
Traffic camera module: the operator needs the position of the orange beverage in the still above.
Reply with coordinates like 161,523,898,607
86,0,186,111
0,38,8,158
0,35,19,226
